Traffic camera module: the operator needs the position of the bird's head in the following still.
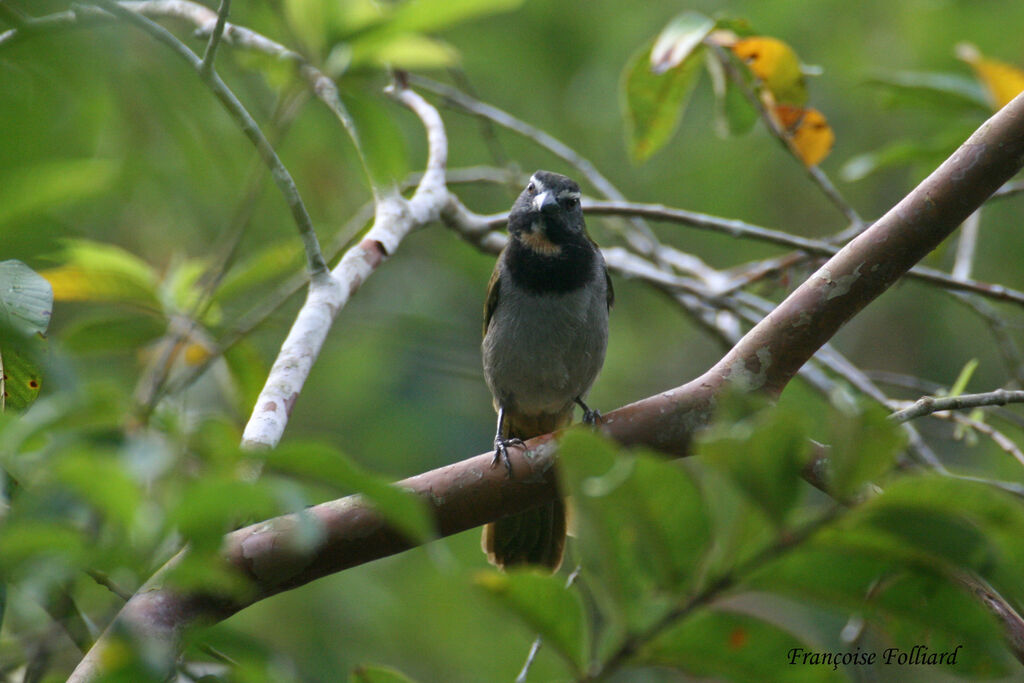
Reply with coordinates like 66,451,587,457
507,171,584,256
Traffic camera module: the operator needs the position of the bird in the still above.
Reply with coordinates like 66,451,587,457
481,170,613,570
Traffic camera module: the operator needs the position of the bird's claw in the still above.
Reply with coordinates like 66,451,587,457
492,436,524,477
582,408,603,426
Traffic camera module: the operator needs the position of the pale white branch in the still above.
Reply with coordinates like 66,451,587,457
241,84,449,449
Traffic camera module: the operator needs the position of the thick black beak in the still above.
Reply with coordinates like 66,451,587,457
532,190,557,214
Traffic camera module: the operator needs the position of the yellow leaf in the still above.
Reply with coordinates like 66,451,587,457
772,105,834,167
731,36,807,105
956,42,1024,110
183,341,212,367
40,266,159,310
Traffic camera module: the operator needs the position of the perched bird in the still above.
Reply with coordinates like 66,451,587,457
481,170,613,570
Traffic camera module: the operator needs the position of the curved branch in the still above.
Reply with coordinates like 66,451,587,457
240,84,448,449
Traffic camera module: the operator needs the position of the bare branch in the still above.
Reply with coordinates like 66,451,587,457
198,0,228,75
240,83,448,449
891,389,1024,423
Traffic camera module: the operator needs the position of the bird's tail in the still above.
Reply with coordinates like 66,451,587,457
481,409,572,571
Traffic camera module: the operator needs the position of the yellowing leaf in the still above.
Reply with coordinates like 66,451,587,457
772,104,834,166
732,36,807,105
41,266,159,310
956,42,1024,110
40,240,160,310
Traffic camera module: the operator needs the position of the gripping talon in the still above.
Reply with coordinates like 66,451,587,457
575,397,603,427
492,436,523,477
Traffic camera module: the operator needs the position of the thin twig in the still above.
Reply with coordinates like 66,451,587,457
890,389,1024,423
514,638,542,683
198,0,228,75
942,412,1024,468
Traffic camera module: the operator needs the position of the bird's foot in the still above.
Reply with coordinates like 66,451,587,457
492,436,524,477
575,397,603,427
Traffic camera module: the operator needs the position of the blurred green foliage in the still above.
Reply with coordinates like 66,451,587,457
3,0,1024,681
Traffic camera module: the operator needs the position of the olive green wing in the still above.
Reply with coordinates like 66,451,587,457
483,262,502,337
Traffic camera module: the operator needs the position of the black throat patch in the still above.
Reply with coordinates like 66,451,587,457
505,236,596,294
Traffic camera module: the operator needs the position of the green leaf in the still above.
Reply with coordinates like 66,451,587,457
41,239,160,311
845,475,1024,605
749,546,1010,677
622,39,705,163
267,442,434,544
51,451,142,530
640,609,845,682
224,341,269,418
824,401,905,498
350,33,460,69
170,479,280,551
0,520,87,578
0,260,53,336
0,158,119,228
709,55,758,137
558,430,711,629
649,11,715,74
949,358,979,396
475,569,586,673
699,403,810,525
350,664,418,683
698,467,776,579
840,138,954,182
216,242,303,304
865,70,990,113
383,0,524,36
0,335,45,411
61,312,166,354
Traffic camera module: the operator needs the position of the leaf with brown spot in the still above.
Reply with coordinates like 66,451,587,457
772,104,834,166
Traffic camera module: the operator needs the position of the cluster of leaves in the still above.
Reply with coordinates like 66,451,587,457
469,397,1021,681
0,387,435,678
622,11,834,167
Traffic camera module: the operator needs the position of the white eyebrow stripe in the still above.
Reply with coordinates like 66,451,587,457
530,175,546,192
558,190,581,200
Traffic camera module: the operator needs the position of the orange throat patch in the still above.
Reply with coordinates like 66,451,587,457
519,228,562,256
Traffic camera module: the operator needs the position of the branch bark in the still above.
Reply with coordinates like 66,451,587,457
69,90,1024,681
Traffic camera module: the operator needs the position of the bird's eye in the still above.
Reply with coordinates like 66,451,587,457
527,182,536,193
564,197,579,208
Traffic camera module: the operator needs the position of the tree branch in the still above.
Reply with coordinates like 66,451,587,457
240,83,448,449
891,389,1024,423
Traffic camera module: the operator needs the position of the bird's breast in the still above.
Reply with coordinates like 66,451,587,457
482,276,609,416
